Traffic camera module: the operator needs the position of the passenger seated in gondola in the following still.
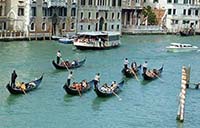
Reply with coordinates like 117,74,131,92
20,82,26,91
146,70,157,77
101,83,109,92
71,82,82,91
81,80,88,88
131,61,137,72
71,60,78,66
110,81,117,90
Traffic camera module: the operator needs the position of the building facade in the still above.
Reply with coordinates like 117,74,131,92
144,0,200,33
0,0,6,31
29,0,77,38
121,0,144,33
76,0,122,33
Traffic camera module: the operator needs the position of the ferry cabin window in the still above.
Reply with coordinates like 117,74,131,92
109,35,119,41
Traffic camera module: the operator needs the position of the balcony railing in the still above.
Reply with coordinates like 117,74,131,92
97,6,111,11
47,1,66,7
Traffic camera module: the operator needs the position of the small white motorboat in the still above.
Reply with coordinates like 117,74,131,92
166,43,198,52
58,38,74,44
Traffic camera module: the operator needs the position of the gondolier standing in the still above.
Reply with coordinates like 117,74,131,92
142,61,148,73
67,71,73,86
124,58,129,69
94,73,100,86
56,50,62,64
11,70,17,88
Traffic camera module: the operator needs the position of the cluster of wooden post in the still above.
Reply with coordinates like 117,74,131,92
176,66,190,122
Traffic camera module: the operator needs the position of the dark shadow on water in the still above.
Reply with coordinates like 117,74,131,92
140,80,153,85
6,94,23,106
91,96,110,111
63,94,73,104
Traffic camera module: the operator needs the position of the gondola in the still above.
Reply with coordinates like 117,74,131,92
121,65,141,78
142,65,164,81
94,80,124,97
63,80,93,95
6,74,44,94
52,58,86,70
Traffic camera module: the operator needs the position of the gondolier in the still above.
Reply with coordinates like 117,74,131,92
56,50,62,64
142,61,148,73
11,70,17,88
94,73,100,86
67,71,73,86
124,58,129,69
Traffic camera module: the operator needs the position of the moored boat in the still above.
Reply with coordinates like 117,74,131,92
58,38,74,44
179,28,195,36
63,80,93,95
166,43,198,52
6,74,44,94
94,81,124,97
142,65,163,81
73,31,121,50
52,58,86,70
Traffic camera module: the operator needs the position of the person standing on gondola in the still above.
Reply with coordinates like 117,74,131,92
11,70,17,88
56,50,62,64
67,71,73,86
142,61,148,73
124,58,129,69
94,73,100,86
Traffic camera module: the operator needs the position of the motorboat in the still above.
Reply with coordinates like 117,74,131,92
166,43,198,52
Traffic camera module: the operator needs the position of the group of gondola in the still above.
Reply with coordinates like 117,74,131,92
6,52,164,100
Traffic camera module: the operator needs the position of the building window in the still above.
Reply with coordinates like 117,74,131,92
174,0,178,3
18,8,24,16
81,12,84,19
88,25,90,30
153,0,158,3
195,10,198,16
183,0,188,4
105,12,108,19
95,23,98,31
117,12,120,19
168,9,172,15
104,23,107,31
173,9,176,15
117,24,120,30
42,7,48,16
118,0,121,6
183,9,186,15
96,12,99,19
30,23,35,31
64,8,67,16
48,8,52,16
88,0,92,5
81,0,86,5
111,25,114,29
167,0,172,3
31,7,36,16
0,22,6,30
71,23,74,30
112,12,114,19
42,23,46,31
71,8,76,17
80,25,83,30
188,9,191,15
112,0,116,6
62,23,66,29
88,12,91,19
183,20,189,24
0,6,2,16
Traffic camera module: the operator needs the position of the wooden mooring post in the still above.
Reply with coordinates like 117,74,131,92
176,66,190,122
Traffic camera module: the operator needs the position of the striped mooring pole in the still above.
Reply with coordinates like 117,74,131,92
176,66,190,122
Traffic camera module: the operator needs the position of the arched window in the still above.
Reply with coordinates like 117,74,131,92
30,23,35,31
42,23,46,31
62,23,66,29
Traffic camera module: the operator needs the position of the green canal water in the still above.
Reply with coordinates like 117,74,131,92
0,35,200,128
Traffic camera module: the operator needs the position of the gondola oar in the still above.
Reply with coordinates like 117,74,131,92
130,68,139,81
112,91,122,101
155,74,164,82
60,57,69,71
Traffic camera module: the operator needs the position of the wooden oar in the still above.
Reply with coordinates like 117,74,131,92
76,85,82,97
60,57,69,71
155,74,164,82
130,68,139,81
112,90,122,101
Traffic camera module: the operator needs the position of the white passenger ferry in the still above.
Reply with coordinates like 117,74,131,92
166,43,198,52
73,31,121,50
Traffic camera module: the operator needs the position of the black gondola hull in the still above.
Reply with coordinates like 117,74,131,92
94,81,124,97
6,74,43,94
52,58,86,70
142,66,163,81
